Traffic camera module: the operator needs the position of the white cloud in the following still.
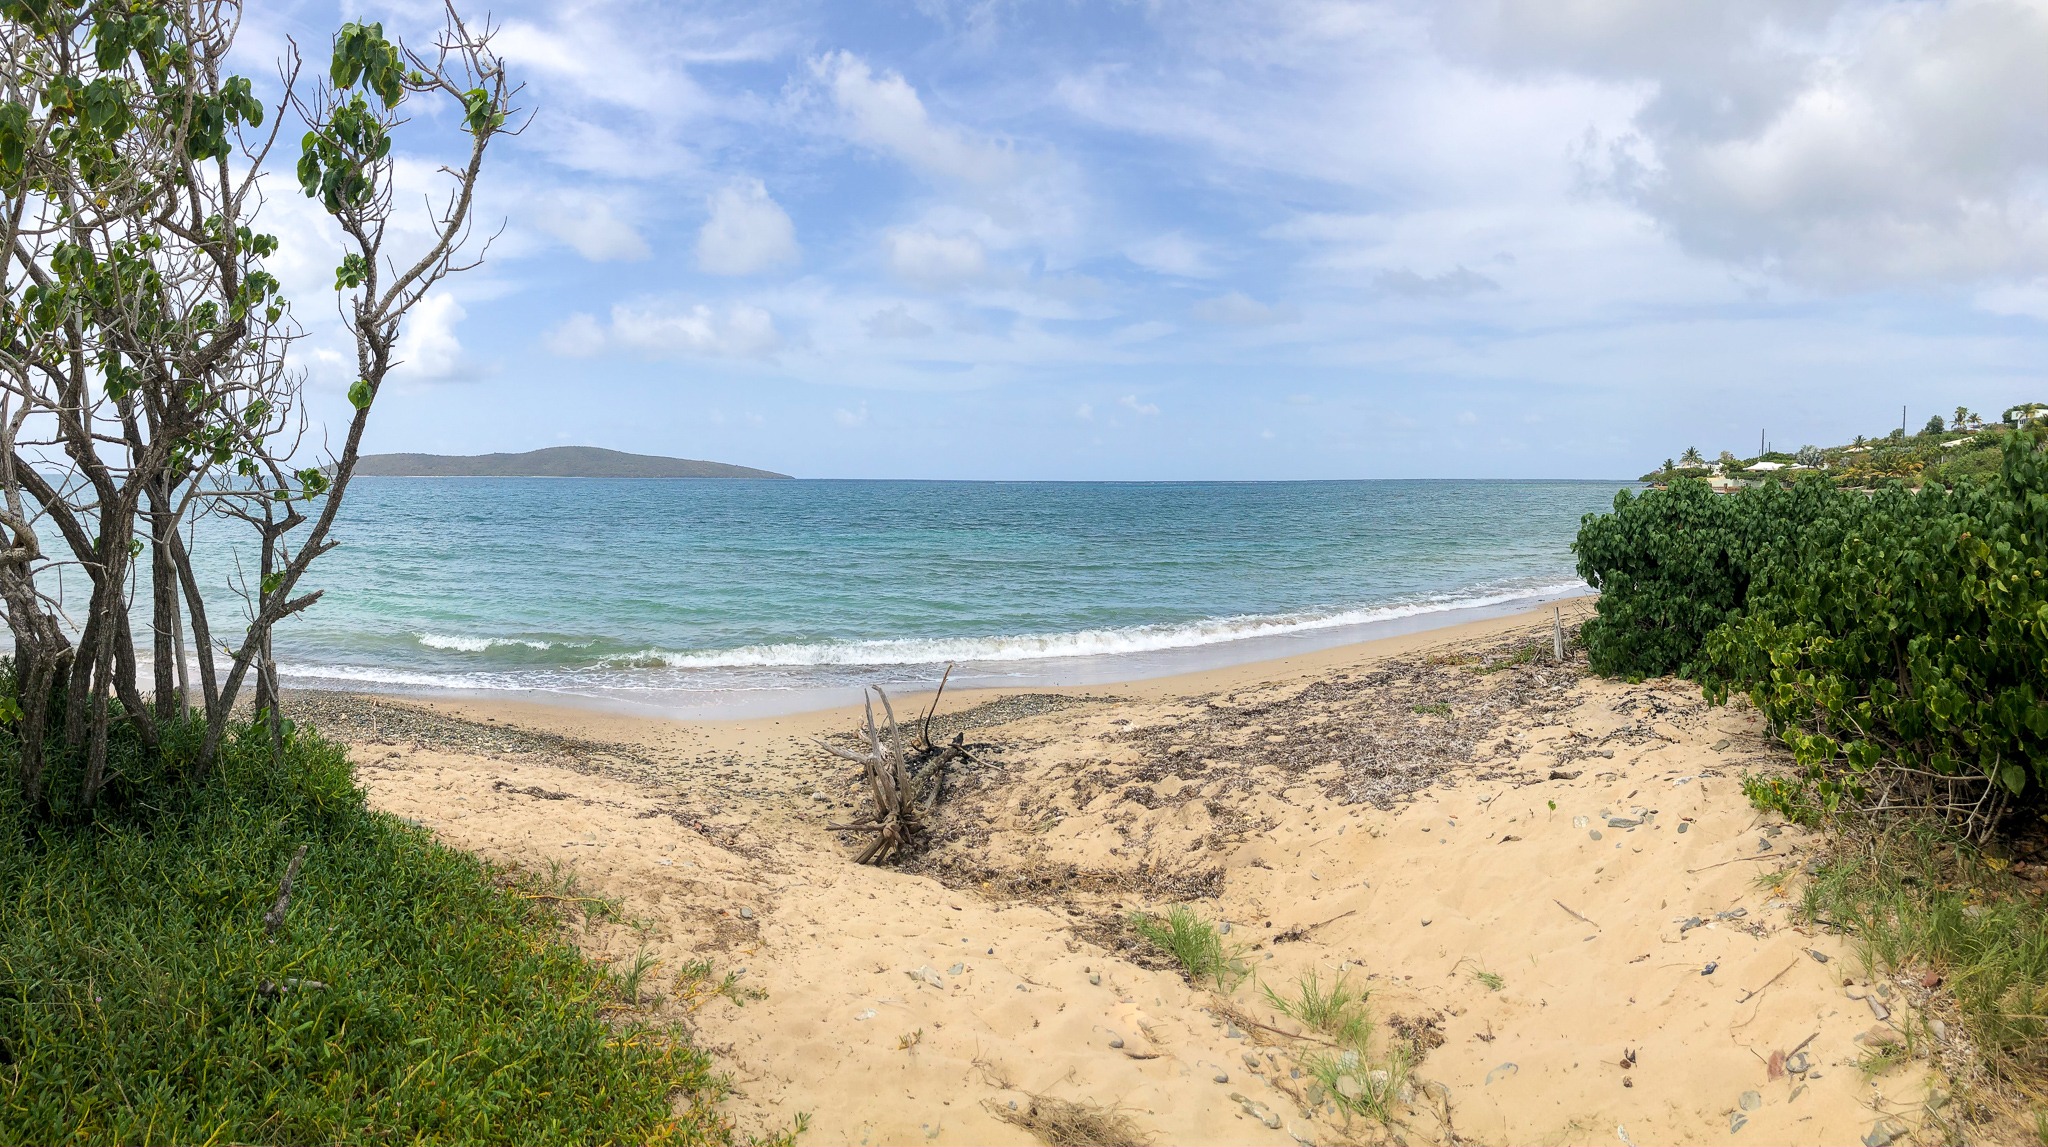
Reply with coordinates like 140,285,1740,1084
554,300,782,360
863,304,935,338
834,403,870,427
534,189,650,262
697,178,800,276
1119,394,1160,416
813,50,1017,183
1191,291,1298,326
1125,231,1215,277
394,294,469,380
545,312,609,357
887,229,986,287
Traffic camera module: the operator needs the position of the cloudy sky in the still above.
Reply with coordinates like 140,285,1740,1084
248,0,2048,479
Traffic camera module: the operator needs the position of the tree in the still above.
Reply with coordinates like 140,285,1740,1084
0,2,518,814
1796,444,1825,467
1680,446,1703,467
1922,415,1946,436
1955,406,1973,430
1662,457,1675,473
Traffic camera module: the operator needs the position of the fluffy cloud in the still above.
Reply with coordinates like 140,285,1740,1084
697,178,800,275
1449,0,2048,285
547,300,782,359
813,50,1017,183
534,189,650,262
394,294,471,380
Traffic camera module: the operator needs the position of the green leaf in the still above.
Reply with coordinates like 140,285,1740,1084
347,379,373,410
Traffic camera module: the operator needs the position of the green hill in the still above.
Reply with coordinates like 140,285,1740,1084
355,446,790,479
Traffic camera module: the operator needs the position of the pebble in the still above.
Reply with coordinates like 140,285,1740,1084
1715,908,1748,920
1677,822,1690,834
1863,1121,1898,1147
1089,973,1101,986
1808,949,1830,963
811,791,829,801
1214,1072,1230,1084
1931,1019,1947,1040
1702,961,1718,975
948,963,965,975
1109,1037,1124,1049
1242,1051,1262,1069
1679,916,1705,934
1590,830,1603,841
1420,918,1432,927
1739,1090,1761,1112
1607,817,1640,828
1729,1112,1748,1134
1219,922,1232,935
1867,997,1890,1021
1573,815,1589,828
737,906,755,920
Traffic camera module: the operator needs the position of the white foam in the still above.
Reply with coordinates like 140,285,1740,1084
609,581,1587,670
416,632,555,653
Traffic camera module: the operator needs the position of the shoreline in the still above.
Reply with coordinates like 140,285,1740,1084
311,600,1936,1145
280,587,1597,722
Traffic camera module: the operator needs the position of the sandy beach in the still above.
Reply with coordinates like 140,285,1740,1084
298,601,1939,1146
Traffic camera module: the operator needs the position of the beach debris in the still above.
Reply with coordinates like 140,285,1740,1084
1867,997,1890,1021
737,906,754,920
1549,769,1582,780
1485,1062,1518,1085
1863,1120,1900,1147
1785,1051,1809,1075
1677,822,1690,834
1618,1047,1637,1069
1589,830,1603,840
1729,1112,1747,1134
1739,1090,1762,1112
1572,815,1589,828
1678,916,1706,934
1808,949,1830,963
815,670,983,865
1214,1072,1230,1083
907,965,944,988
1607,817,1640,828
1555,899,1600,928
1702,961,1719,975
1767,1050,1786,1080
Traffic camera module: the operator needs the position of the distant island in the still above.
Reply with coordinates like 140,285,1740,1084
354,446,791,479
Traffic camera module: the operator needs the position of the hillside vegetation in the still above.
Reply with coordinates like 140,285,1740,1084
357,446,792,479
1640,406,2035,490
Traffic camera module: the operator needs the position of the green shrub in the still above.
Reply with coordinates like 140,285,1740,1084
1701,432,2048,817
0,719,729,1144
1572,478,1821,677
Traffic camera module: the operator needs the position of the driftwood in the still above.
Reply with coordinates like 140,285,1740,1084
263,844,309,936
816,670,981,865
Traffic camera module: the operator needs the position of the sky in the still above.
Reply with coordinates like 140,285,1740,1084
242,0,2048,480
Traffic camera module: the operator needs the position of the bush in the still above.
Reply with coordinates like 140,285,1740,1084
1571,478,1821,678
0,718,729,1144
1702,433,2048,826
1578,430,2048,826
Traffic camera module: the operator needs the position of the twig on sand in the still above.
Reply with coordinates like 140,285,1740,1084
1554,899,1599,929
1736,958,1802,1005
1687,855,1775,873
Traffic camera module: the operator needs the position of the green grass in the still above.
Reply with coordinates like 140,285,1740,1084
1799,817,2048,1086
1263,968,1372,1048
1410,702,1453,718
1302,1047,1409,1123
0,717,731,1144
1471,968,1505,992
1129,905,1245,992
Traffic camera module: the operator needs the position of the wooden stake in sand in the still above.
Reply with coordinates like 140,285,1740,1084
1553,606,1565,663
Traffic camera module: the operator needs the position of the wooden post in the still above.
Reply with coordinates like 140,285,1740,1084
1553,606,1565,663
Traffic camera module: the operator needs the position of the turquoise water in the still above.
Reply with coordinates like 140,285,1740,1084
228,478,1626,710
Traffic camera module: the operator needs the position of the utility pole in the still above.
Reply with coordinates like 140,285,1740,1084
1760,429,1765,457
1902,404,1907,434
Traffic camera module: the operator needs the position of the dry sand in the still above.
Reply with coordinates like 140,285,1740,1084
313,602,1942,1145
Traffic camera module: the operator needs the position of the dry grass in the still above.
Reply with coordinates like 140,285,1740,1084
988,1095,1151,1147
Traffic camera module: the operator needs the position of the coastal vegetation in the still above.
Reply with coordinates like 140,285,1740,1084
0,1,512,815
1580,419,2048,1131
1639,405,2034,490
0,708,730,1143
355,446,792,479
0,7,735,1142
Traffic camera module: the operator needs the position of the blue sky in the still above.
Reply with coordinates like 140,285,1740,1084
246,0,2048,479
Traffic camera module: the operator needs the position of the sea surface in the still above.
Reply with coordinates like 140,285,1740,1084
211,478,1630,715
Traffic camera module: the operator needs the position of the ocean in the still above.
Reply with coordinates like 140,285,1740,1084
227,478,1630,714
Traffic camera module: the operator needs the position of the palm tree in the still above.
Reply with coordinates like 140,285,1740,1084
1680,446,1703,467
1663,457,1676,473
1954,405,1971,430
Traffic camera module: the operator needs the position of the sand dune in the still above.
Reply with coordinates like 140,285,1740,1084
326,603,1936,1145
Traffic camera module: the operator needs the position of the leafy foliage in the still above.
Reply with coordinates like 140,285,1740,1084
1579,430,2048,825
